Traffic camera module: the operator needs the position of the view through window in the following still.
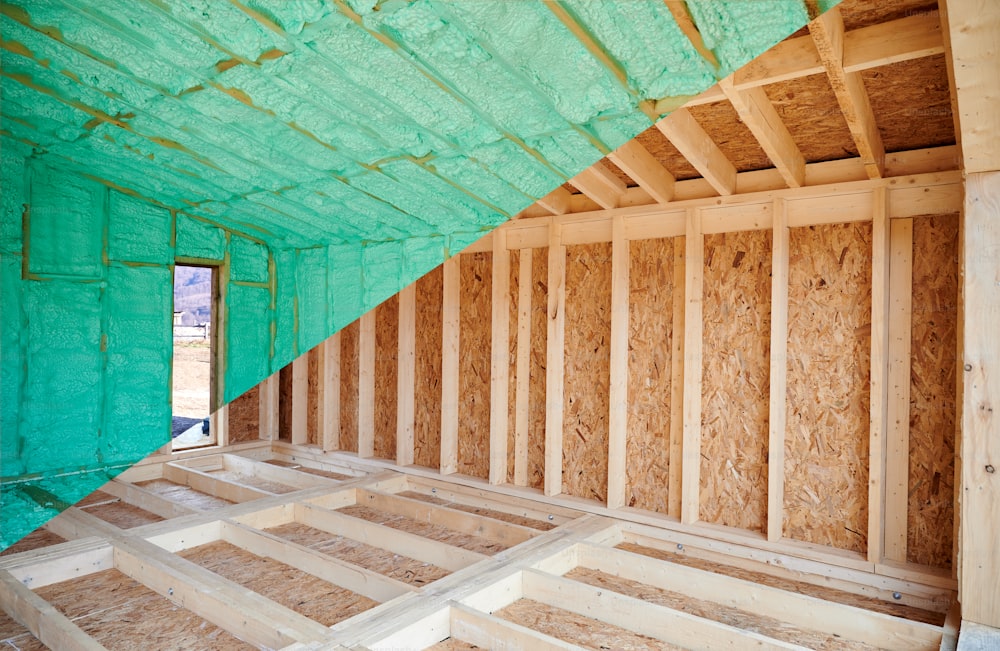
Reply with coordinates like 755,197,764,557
171,265,215,450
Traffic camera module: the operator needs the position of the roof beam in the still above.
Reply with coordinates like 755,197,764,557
719,77,806,188
536,186,573,216
607,140,676,204
568,162,627,209
810,7,886,179
656,107,737,196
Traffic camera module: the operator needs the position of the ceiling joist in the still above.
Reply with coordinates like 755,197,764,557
656,107,737,196
607,140,676,205
569,162,627,210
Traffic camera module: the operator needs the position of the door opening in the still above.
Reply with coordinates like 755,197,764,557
171,264,218,450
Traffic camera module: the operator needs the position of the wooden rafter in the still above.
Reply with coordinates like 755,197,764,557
568,162,626,210
656,107,737,196
607,140,676,204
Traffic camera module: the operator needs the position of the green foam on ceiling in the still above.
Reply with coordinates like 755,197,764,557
0,0,836,549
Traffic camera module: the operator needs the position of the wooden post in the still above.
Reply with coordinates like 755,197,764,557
514,248,532,487
318,335,340,451
358,311,376,458
440,256,460,475
490,230,511,484
258,371,279,441
885,217,913,562
607,214,629,509
668,236,686,519
211,403,229,448
681,209,703,524
290,354,308,445
767,198,790,542
397,285,416,467
868,185,891,564
545,219,567,497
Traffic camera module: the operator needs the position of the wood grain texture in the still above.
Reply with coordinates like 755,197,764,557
785,222,872,554
528,248,549,490
227,385,259,443
626,237,675,514
414,266,443,469
562,242,612,503
700,230,772,533
374,295,398,461
339,319,360,453
507,249,519,484
307,347,318,446
908,213,958,568
458,252,492,479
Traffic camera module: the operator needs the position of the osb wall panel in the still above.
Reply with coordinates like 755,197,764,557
307,347,318,446
339,319,360,453
457,252,492,479
700,230,772,532
563,242,612,502
626,237,674,513
414,266,443,469
374,296,398,461
785,223,872,554
528,247,548,490
228,384,259,442
908,213,958,568
506,249,519,483
278,365,292,442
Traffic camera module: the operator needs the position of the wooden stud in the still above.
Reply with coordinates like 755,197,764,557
490,231,511,485
810,7,886,179
657,108,738,196
258,371,279,441
959,171,1000,628
885,218,913,562
768,198,790,543
319,333,340,451
607,214,629,509
514,249,532,487
608,140,675,204
868,186,891,564
441,256,460,475
681,209,703,524
545,220,567,497
397,285,416,466
668,235,686,519
210,402,229,448
358,310,376,458
719,77,806,188
290,354,308,445
569,162,626,210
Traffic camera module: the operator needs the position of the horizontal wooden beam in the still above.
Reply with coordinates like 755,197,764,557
450,602,586,651
0,570,106,651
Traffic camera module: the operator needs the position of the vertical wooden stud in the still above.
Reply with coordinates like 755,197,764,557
358,311,376,458
211,402,229,448
768,198,790,542
545,220,567,497
868,185,891,564
441,256,460,475
514,249,533,486
885,217,914,561
291,355,308,445
397,285,416,466
607,215,629,509
258,372,279,441
680,209,703,524
668,236,686,519
318,334,340,451
490,231,511,484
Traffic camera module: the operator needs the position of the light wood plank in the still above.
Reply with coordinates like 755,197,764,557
810,6,886,179
657,108,737,196
681,209,703,524
608,140,675,204
514,249,532,487
490,231,511,485
885,218,914,562
536,186,572,216
869,186,892,564
210,402,229,447
668,235,686,519
0,570,107,651
569,162,626,210
291,354,308,445
719,77,806,188
319,333,340,451
607,214,629,509
441,256,461,475
163,462,272,503
450,602,586,651
258,371,279,440
545,221,567,497
768,198,790,543
358,310,376,459
397,285,416,466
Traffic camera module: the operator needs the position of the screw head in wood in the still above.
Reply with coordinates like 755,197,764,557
965,364,973,371
987,465,996,474
893,592,902,600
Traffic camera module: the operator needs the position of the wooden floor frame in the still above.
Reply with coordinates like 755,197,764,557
1,441,959,651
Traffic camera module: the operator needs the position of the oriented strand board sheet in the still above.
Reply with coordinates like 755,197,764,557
458,252,492,479
506,249,519,483
81,501,165,529
307,347,318,445
414,266,443,469
496,599,670,650
908,213,959,568
785,223,872,554
626,237,675,513
227,384,259,443
0,610,45,651
700,230,772,532
528,248,549,490
339,320,360,453
563,243,612,503
374,295,398,461
339,505,506,555
763,73,858,164
0,527,65,556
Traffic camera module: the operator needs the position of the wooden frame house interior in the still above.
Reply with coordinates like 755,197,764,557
2,0,999,649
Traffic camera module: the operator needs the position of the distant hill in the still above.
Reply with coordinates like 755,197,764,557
174,266,212,324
